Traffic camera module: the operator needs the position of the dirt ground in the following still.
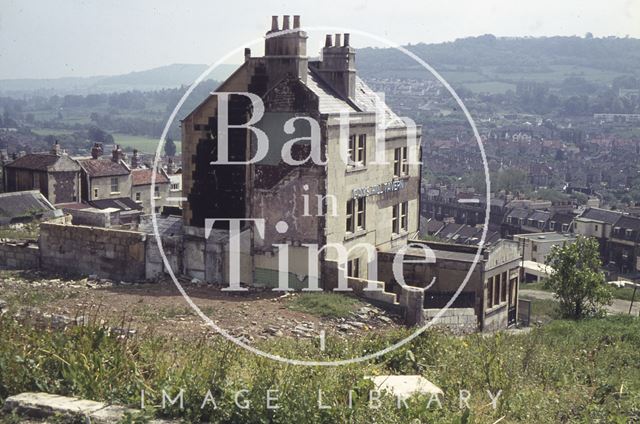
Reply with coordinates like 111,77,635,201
0,269,403,343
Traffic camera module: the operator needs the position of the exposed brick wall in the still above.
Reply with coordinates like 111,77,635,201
39,222,146,281
0,241,40,269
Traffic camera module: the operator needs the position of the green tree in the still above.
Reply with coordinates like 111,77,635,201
544,236,612,319
164,137,177,157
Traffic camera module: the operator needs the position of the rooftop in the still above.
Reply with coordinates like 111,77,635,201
0,190,57,224
131,169,170,186
78,158,130,178
6,154,62,171
514,232,576,242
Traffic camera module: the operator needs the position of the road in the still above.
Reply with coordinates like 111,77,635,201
520,289,640,315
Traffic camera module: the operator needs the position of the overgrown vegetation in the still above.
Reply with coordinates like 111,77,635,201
1,314,640,422
286,292,364,318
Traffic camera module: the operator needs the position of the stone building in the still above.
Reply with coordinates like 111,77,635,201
77,145,132,202
3,142,81,205
131,168,171,214
180,15,421,287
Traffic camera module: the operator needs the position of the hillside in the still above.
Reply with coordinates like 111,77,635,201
357,35,640,93
0,63,236,96
2,36,640,97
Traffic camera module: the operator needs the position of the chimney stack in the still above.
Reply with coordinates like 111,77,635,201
112,144,124,163
244,47,251,61
264,14,308,83
167,157,175,175
50,140,61,156
317,32,357,99
131,149,139,168
325,34,333,48
90,143,103,159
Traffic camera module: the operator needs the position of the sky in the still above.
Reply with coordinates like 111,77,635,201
0,0,639,79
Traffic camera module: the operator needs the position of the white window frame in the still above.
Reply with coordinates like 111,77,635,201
110,177,119,194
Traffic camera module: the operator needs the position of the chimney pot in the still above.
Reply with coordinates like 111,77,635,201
293,15,300,28
271,15,278,31
283,15,290,30
334,33,341,47
325,34,332,48
343,33,350,46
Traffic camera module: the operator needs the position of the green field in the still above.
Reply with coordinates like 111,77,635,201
112,133,181,154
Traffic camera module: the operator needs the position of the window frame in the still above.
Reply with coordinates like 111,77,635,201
110,177,119,193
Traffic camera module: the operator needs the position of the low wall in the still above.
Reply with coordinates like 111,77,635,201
424,307,477,329
0,241,40,269
39,222,146,282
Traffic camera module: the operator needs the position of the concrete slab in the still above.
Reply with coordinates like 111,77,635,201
89,404,140,423
365,375,443,398
3,392,105,418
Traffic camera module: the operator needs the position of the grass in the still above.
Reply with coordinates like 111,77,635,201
523,297,561,323
112,133,182,154
0,223,40,240
1,314,640,422
524,280,640,302
286,292,364,318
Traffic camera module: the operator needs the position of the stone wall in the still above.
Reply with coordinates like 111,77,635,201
39,222,146,281
424,307,477,331
0,241,40,269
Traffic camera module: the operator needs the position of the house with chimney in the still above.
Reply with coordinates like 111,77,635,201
181,15,422,288
2,141,81,205
77,144,132,202
131,168,171,214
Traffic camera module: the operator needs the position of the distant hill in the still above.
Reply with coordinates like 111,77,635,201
2,36,639,97
356,35,640,93
0,63,236,96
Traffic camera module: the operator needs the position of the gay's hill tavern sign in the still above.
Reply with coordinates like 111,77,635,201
352,179,407,199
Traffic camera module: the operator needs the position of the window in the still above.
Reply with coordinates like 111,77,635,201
347,258,360,279
487,277,494,309
170,183,179,191
549,221,555,231
392,202,408,234
500,272,507,302
154,185,160,198
346,198,366,233
595,224,599,231
494,274,501,306
348,134,366,167
110,177,119,193
135,192,141,202
562,224,569,232
393,147,409,177
93,188,99,198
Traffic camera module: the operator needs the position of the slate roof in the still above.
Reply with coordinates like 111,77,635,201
5,154,60,171
580,207,622,225
614,215,640,231
528,210,551,222
425,219,445,234
0,190,56,222
88,197,142,212
506,208,532,220
79,158,130,178
131,169,170,186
